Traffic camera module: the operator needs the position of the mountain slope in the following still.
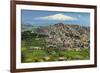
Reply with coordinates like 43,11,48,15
32,23,90,50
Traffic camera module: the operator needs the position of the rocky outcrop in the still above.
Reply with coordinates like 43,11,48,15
33,23,90,50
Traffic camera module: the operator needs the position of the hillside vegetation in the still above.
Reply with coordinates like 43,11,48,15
21,23,90,62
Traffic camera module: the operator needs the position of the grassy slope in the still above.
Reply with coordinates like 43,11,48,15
21,37,90,63
21,47,90,63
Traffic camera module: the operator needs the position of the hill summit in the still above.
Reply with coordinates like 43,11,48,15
32,23,90,50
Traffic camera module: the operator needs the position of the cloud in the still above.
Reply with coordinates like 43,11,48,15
35,13,77,21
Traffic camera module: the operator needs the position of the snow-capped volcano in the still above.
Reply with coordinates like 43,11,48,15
36,13,77,21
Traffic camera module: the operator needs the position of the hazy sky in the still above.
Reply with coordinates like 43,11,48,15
21,9,90,26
